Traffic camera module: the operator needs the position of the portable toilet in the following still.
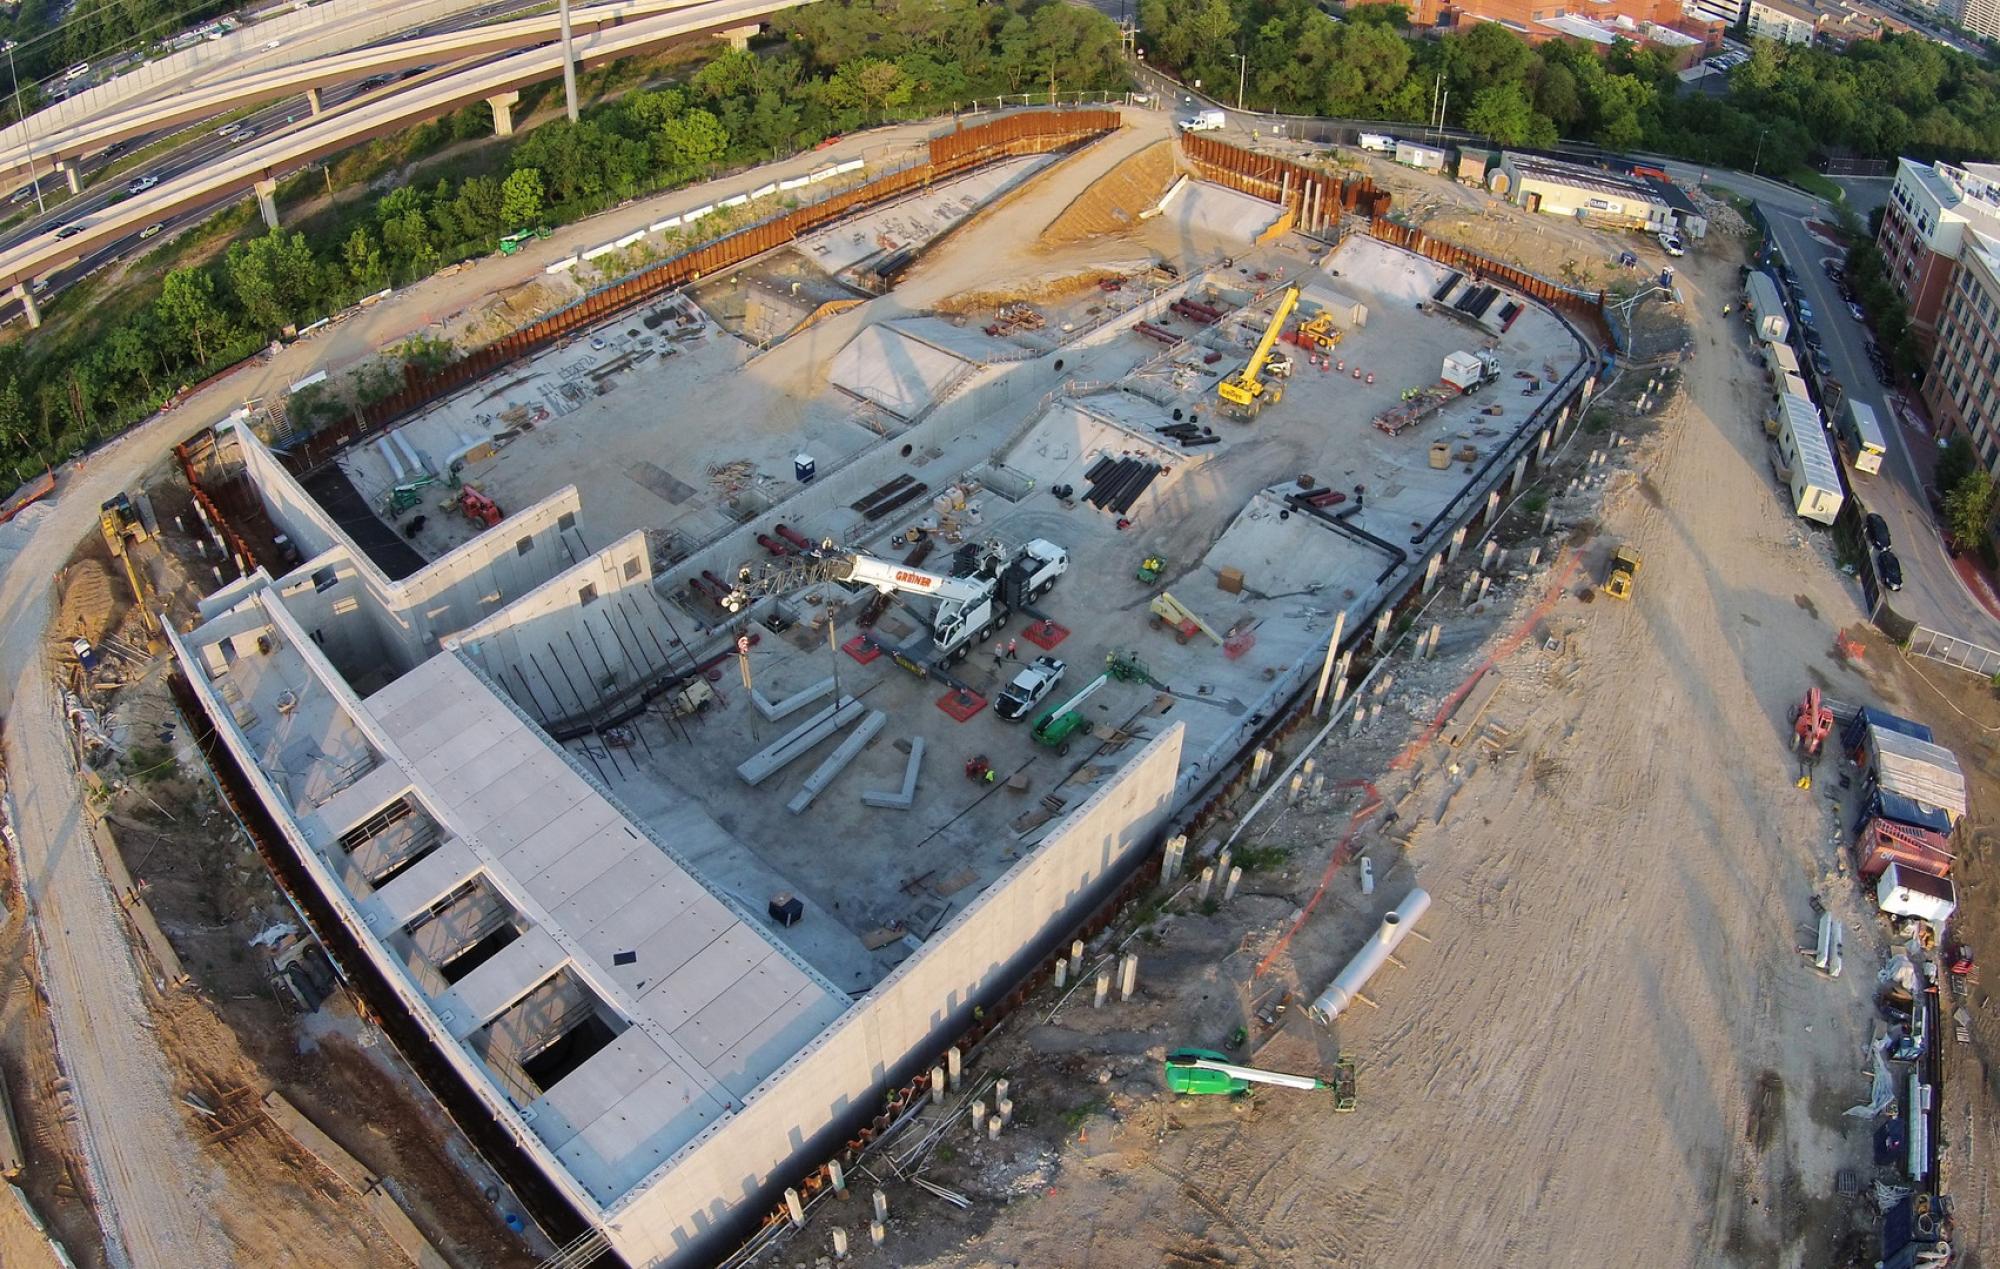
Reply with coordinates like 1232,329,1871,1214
794,453,817,483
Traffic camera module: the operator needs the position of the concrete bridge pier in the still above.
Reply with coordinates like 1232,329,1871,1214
306,85,324,115
13,283,39,329
715,23,759,49
255,177,279,230
487,90,521,138
55,161,79,195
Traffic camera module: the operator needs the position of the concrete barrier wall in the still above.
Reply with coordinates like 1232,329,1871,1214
601,723,1185,1267
2,0,493,151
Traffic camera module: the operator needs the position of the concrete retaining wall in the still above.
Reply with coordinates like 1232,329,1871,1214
600,723,1184,1267
236,425,593,672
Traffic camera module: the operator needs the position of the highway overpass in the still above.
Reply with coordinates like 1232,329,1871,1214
5,0,740,187
1,0,807,324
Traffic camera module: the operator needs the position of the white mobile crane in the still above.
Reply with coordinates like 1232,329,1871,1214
725,538,1069,668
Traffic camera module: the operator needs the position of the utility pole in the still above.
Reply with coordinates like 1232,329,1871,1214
559,0,579,123
1752,127,1768,177
1232,53,1246,112
6,43,42,214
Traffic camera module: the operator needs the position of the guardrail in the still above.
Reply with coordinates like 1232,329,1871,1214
1908,625,2000,678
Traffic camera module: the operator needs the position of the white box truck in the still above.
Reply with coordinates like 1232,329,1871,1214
1840,400,1887,476
1179,108,1226,133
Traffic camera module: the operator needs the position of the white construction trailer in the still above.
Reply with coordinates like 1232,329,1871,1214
1774,393,1843,525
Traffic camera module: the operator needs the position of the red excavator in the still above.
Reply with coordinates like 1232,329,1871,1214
1792,686,1834,789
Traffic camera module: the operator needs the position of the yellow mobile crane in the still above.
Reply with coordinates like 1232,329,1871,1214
1217,286,1300,420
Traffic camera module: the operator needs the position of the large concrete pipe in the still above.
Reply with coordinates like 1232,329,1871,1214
1309,888,1431,1025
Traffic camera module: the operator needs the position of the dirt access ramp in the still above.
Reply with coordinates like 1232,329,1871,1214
1037,139,1180,248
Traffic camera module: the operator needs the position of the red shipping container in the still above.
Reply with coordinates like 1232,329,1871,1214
1856,816,1954,879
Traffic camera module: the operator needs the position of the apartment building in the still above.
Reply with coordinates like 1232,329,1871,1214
1877,157,2000,351
1746,0,1821,40
1925,238,2000,473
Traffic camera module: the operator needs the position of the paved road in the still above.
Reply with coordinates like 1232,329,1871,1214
0,437,233,1268
1759,202,2000,643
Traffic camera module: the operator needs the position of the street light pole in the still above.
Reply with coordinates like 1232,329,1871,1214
1231,53,1246,112
1752,127,1768,177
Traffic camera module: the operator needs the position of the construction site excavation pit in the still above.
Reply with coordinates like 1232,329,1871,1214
177,122,1596,1269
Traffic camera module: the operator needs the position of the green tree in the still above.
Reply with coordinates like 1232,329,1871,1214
156,268,227,367
501,168,546,228
1937,433,1979,496
1945,468,1994,547
1465,84,1539,145
654,109,729,183
343,226,389,292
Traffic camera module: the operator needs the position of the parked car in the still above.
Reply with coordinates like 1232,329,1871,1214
993,656,1067,721
126,174,157,194
1876,548,1904,592
1865,513,1893,550
1796,299,1815,325
1658,230,1686,257
1822,259,1844,280
1848,301,1867,323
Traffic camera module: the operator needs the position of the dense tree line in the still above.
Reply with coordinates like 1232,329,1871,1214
1142,0,2000,171
0,0,1126,483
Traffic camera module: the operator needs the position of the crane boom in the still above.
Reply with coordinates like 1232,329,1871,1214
1218,286,1301,408
725,550,990,612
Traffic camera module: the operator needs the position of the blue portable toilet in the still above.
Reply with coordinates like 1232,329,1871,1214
795,453,817,483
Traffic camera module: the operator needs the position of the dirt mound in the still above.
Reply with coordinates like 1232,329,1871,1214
1038,140,1179,248
58,560,123,643
932,266,1132,316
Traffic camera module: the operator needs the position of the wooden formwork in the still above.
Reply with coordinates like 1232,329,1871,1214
283,110,1123,477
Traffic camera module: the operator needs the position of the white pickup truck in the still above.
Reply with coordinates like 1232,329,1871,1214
1179,108,1226,133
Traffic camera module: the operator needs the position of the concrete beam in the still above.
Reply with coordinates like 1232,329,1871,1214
715,23,759,49
861,737,925,809
487,89,520,138
255,177,279,230
751,676,833,722
736,696,862,785
12,283,38,329
788,709,885,814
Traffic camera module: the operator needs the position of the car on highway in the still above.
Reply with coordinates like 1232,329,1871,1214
993,655,1066,721
358,75,393,91
9,183,38,205
1865,513,1893,550
139,222,164,239
229,128,258,145
126,175,158,194
51,224,84,239
1876,548,1904,591
217,121,243,137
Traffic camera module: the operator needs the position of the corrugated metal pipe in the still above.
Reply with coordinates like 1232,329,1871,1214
1309,888,1430,1025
